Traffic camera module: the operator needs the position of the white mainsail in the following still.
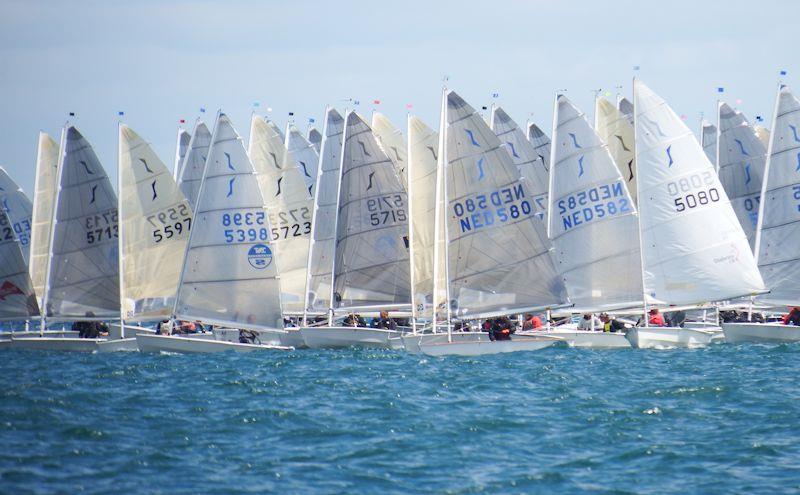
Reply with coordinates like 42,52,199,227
754,85,800,305
0,206,38,319
44,126,120,318
304,108,344,315
332,112,410,308
371,112,408,188
443,91,568,317
28,132,60,307
177,120,211,212
285,126,319,196
174,113,283,329
249,115,313,314
700,121,718,165
596,97,637,203
491,107,550,219
172,128,191,181
550,95,642,310
526,122,552,173
119,125,192,319
407,115,439,321
0,167,34,264
308,127,322,154
717,103,767,249
633,80,764,305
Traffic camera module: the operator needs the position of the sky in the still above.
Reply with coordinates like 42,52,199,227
0,0,797,195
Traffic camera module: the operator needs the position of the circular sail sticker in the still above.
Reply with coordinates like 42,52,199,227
247,244,273,269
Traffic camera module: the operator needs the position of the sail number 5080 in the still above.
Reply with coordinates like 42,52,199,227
667,172,720,212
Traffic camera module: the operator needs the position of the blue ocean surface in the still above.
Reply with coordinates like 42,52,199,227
1,344,800,494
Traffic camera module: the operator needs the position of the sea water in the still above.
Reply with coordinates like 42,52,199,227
1,343,799,494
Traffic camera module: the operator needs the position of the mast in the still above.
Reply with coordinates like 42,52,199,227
406,112,417,334
432,86,447,338
39,124,67,334
441,89,453,342
632,78,649,326
327,110,349,326
116,123,126,338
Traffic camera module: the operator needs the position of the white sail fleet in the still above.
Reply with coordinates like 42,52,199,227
1,79,799,355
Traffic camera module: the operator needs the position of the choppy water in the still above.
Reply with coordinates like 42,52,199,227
1,344,800,494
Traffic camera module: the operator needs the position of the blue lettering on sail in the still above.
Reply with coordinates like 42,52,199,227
556,180,631,232
465,129,480,147
451,183,532,233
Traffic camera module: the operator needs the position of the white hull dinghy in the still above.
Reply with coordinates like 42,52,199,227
399,331,490,353
625,326,715,349
10,336,138,352
0,330,78,341
418,335,559,357
535,329,631,348
722,323,800,344
299,326,401,349
136,333,292,353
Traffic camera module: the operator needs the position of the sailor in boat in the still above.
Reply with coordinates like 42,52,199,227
640,309,666,327
783,307,800,326
486,316,515,341
158,319,173,335
238,329,260,344
664,307,686,328
599,313,626,333
522,313,543,331
74,312,109,339
371,310,397,330
343,313,367,327
577,313,603,331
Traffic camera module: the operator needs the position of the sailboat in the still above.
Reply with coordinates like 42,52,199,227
723,84,800,343
138,112,292,353
172,128,191,181
543,95,640,348
176,120,211,212
414,90,568,356
595,97,637,203
13,126,128,351
308,127,322,154
248,114,313,343
299,111,412,348
627,80,765,348
0,167,34,264
116,125,192,341
716,103,767,249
